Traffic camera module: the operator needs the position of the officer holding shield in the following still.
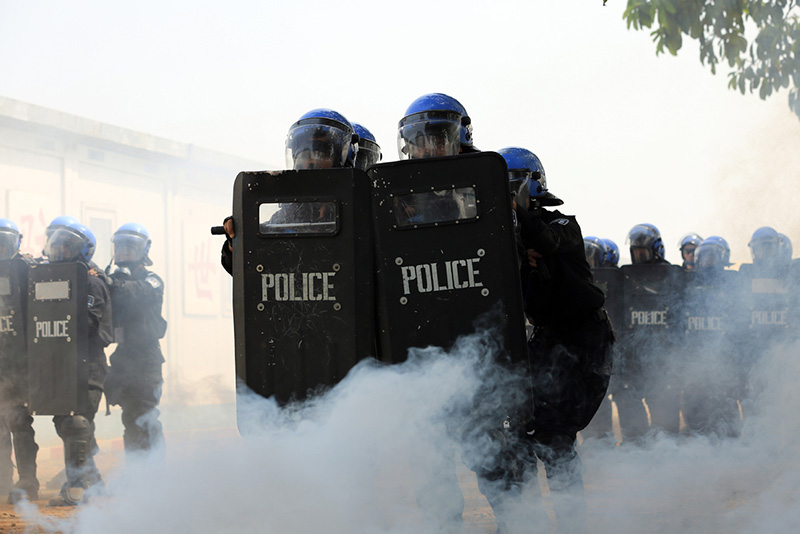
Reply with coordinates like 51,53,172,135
503,146,614,533
0,219,41,503
42,217,113,506
105,223,167,459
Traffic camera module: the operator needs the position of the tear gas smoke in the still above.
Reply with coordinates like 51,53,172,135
13,328,800,534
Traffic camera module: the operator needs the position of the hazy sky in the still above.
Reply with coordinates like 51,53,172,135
2,0,799,264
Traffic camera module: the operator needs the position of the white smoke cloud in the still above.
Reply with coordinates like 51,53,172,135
11,331,800,534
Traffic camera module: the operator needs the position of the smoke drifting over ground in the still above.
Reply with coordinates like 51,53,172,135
13,330,800,533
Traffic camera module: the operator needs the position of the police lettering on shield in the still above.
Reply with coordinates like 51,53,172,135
400,256,483,296
261,271,336,302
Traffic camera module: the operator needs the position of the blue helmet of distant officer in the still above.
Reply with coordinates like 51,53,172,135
112,223,153,267
583,235,607,269
285,108,359,170
601,238,620,267
626,223,665,264
695,236,731,271
352,122,382,171
679,232,703,270
748,226,780,266
43,217,96,263
0,219,21,260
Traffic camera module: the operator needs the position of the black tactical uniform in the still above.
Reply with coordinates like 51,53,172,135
105,265,167,457
503,205,613,530
51,265,113,503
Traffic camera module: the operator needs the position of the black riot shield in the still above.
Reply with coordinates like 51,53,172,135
26,262,89,415
0,259,28,366
736,263,792,344
368,152,527,365
592,266,624,333
620,264,684,340
680,270,741,343
232,168,375,412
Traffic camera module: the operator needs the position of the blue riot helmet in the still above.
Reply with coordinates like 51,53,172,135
601,238,620,267
748,226,780,265
0,219,21,260
679,232,703,270
778,233,793,263
695,236,731,271
626,223,664,264
285,109,359,170
43,219,96,263
583,236,607,269
398,93,473,160
113,223,152,266
497,147,563,209
352,122,382,171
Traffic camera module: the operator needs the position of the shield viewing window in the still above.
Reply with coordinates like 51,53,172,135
0,276,10,296
392,186,478,228
258,201,339,236
34,280,70,301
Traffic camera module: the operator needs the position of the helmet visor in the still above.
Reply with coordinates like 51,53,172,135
354,139,381,170
696,244,722,270
397,111,461,160
285,121,350,170
0,231,19,260
113,233,148,263
44,228,85,262
584,241,605,269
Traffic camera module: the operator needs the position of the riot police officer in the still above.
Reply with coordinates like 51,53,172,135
619,223,683,438
352,122,382,171
42,218,112,506
105,224,167,459
221,108,360,274
499,146,614,532
679,233,703,271
0,219,40,503
391,93,480,529
581,236,622,442
680,236,743,437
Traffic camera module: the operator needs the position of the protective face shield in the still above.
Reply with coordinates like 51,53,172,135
398,110,462,159
583,236,606,269
0,219,21,260
601,238,620,267
113,223,152,266
352,123,382,171
285,109,358,170
748,226,780,264
626,223,664,264
44,225,96,263
695,236,731,271
497,147,562,208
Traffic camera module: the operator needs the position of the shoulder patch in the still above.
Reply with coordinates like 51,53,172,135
87,295,95,307
146,275,163,289
551,218,570,226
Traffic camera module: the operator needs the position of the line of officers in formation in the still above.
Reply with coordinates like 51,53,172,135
220,94,616,533
0,218,167,506
221,94,800,532
580,225,798,442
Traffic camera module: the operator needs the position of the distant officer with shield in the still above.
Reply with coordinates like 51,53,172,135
0,219,41,503
105,223,167,459
41,218,113,506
